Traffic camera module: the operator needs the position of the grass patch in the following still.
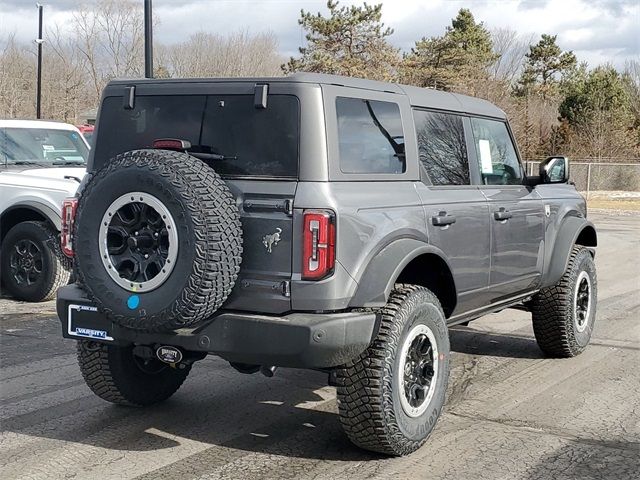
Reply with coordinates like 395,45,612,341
587,198,640,211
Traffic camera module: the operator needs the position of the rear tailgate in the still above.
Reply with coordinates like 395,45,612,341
223,180,296,313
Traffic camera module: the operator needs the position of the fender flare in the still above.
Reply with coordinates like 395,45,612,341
349,238,456,308
542,216,597,288
1,201,61,233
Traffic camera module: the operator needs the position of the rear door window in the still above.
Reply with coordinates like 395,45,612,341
336,97,405,174
413,110,470,185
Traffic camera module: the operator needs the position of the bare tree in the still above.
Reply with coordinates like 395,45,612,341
163,30,284,78
490,28,533,85
44,27,88,122
73,0,144,98
0,34,36,118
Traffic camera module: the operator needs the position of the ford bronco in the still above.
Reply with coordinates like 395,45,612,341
1,120,87,301
56,73,597,456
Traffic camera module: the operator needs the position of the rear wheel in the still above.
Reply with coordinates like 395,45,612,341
77,340,191,406
336,285,450,456
0,221,70,302
530,246,597,357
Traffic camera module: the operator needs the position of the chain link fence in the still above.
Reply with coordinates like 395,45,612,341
524,160,640,196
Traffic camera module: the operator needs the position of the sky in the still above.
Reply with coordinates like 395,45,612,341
0,0,638,69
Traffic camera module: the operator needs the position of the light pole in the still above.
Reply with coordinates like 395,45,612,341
144,0,153,78
35,3,44,119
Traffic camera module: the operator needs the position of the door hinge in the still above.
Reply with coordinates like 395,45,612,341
284,198,294,216
281,280,291,297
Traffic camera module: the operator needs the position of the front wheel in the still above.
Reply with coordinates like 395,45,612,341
77,341,191,406
530,246,597,357
0,221,70,302
336,285,450,456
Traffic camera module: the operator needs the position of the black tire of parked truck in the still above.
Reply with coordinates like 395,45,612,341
0,221,71,302
77,340,191,406
335,284,450,456
530,246,597,358
74,149,242,332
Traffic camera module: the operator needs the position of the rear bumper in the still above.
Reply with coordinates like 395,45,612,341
56,285,378,368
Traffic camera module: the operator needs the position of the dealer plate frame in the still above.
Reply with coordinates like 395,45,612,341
67,304,114,341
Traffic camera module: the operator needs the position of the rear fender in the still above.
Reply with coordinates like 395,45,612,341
349,238,455,307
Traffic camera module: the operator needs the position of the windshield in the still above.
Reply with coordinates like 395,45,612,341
94,94,299,178
0,127,89,166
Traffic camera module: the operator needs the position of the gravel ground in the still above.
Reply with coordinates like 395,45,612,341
0,212,639,480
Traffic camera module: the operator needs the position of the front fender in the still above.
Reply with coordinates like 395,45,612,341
1,200,62,231
542,216,597,288
349,238,454,307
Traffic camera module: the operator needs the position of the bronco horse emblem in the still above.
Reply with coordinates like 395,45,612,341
262,228,282,253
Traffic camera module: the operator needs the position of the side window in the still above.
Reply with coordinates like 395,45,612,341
413,110,470,185
470,118,524,185
336,97,405,174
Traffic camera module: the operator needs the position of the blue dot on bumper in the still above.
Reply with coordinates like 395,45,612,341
127,295,140,309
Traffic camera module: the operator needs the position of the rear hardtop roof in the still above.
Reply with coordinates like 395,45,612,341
107,72,506,119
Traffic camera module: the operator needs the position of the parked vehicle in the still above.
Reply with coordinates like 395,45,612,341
76,124,95,145
56,74,597,456
1,120,88,301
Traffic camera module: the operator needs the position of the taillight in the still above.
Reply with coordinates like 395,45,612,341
61,197,78,257
302,210,336,280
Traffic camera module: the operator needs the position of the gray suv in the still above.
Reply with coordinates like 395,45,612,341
57,73,597,456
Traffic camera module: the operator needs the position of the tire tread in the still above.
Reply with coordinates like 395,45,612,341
335,284,447,456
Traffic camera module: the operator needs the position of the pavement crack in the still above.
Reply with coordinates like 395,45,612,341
448,411,640,453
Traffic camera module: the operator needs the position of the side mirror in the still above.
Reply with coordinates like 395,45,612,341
540,156,570,184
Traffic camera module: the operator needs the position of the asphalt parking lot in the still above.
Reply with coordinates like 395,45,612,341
1,211,639,480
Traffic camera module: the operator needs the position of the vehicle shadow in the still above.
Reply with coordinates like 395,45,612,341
3,362,381,462
449,326,546,359
4,320,548,464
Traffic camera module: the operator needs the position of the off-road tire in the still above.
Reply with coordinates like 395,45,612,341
77,340,191,406
74,149,242,332
0,221,71,302
530,246,597,357
335,284,450,456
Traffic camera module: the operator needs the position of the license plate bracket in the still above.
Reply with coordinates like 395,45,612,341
67,304,113,341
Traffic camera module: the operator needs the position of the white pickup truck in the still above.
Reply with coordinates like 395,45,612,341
1,120,88,301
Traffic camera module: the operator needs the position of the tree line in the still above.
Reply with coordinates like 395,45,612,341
1,0,637,161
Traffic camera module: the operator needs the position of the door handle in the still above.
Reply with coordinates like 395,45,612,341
494,208,513,221
432,211,457,227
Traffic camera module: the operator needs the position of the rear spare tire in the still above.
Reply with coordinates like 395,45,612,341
75,149,242,332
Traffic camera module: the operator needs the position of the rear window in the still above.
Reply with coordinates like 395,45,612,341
336,97,405,174
94,94,299,178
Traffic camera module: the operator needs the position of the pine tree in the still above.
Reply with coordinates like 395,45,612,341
559,65,636,158
516,34,577,100
283,0,399,81
402,9,497,93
